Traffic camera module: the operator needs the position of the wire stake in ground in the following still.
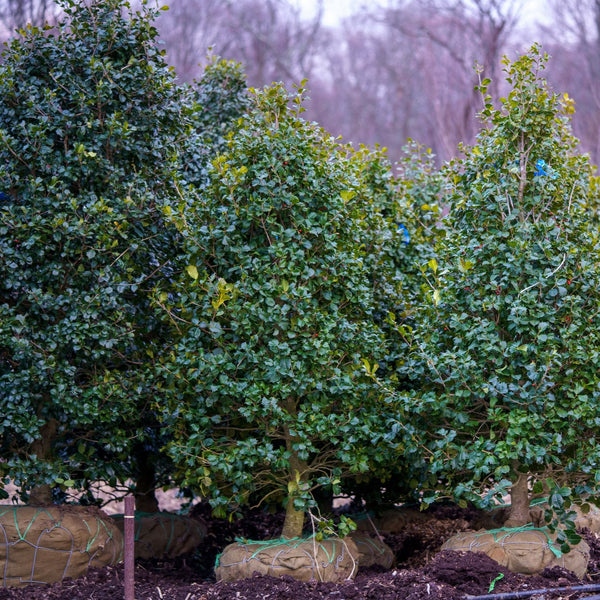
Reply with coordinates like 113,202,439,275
124,496,136,600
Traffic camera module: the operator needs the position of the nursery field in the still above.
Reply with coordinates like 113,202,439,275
5,3,600,600
1,504,600,600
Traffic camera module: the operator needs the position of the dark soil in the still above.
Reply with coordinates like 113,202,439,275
1,505,599,600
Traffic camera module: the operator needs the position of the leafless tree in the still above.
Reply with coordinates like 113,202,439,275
155,0,229,82
537,0,600,162
157,0,324,85
375,0,521,158
304,12,425,158
302,0,522,163
222,0,324,86
0,0,59,36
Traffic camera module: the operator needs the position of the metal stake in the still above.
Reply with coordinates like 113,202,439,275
124,496,135,600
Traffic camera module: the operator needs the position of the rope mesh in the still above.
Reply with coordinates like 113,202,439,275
443,525,589,578
472,524,562,558
111,511,207,559
215,535,359,583
349,532,395,568
0,506,123,588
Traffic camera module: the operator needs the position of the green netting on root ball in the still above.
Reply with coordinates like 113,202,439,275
0,505,123,588
215,536,359,583
442,525,589,578
112,512,207,559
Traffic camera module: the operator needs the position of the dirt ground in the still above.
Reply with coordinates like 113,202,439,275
0,503,599,600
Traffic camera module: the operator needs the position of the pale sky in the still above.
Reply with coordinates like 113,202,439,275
300,0,550,29
298,0,360,26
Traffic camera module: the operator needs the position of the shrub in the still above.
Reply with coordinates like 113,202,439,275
397,44,600,549
159,83,400,538
0,0,188,502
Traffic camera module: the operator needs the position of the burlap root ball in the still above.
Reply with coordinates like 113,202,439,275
0,505,123,588
354,507,427,534
348,531,395,569
353,512,381,533
377,508,430,533
528,502,600,533
442,527,589,578
215,536,359,583
571,504,600,533
112,512,207,559
475,500,600,533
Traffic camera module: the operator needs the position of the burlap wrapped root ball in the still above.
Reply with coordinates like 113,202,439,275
347,531,395,569
570,504,600,533
528,502,600,533
442,526,589,578
354,507,427,535
376,508,430,533
215,536,360,583
112,512,207,559
0,505,123,588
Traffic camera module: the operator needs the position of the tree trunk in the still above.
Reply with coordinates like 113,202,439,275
281,407,308,539
28,418,59,505
28,484,53,506
281,492,305,539
281,445,308,538
504,468,530,528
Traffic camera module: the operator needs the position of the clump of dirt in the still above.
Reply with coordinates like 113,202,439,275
423,550,522,595
584,529,600,578
383,516,472,567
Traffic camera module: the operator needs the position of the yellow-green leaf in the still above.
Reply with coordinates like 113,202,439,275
458,257,475,273
186,265,198,280
428,258,438,274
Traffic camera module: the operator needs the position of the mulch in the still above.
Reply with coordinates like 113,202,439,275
0,503,599,600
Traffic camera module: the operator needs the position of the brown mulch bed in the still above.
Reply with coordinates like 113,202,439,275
0,504,599,600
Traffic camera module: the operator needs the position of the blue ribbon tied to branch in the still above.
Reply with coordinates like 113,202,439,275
533,159,557,179
396,223,410,245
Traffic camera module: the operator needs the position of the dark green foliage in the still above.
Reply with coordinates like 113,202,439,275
397,45,600,544
335,143,444,508
0,0,189,499
179,57,250,188
158,83,401,534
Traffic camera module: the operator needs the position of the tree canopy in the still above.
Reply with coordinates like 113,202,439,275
0,0,194,504
158,82,407,538
395,44,600,548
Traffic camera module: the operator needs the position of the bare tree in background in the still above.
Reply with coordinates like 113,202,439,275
156,0,228,81
221,0,323,86
157,0,324,85
376,0,521,158
539,0,600,162
305,12,425,158
1,0,598,164
304,0,521,162
0,0,59,36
